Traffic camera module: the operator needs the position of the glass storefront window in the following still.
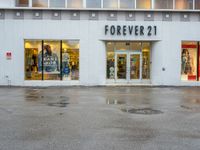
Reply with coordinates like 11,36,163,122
142,42,150,79
50,0,65,8
154,0,173,9
175,0,193,9
136,0,151,9
62,41,79,80
32,0,48,7
120,0,135,9
25,40,79,81
106,42,115,79
130,42,142,50
116,42,130,50
25,40,42,80
181,42,197,81
103,0,118,8
195,0,200,9
86,0,101,8
68,0,83,8
16,0,29,7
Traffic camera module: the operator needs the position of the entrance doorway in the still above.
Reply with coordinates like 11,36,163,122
106,42,151,83
115,51,142,82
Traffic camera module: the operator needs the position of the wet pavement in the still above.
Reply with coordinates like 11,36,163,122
0,87,200,150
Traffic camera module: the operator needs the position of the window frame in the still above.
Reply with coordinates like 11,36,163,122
24,39,80,81
181,41,200,82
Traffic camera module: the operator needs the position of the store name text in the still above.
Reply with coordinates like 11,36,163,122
105,25,157,36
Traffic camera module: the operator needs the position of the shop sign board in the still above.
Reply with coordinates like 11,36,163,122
6,52,12,60
105,25,157,36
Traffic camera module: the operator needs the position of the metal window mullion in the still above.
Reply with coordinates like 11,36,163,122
83,0,86,8
60,40,63,81
48,0,50,8
173,0,175,9
152,0,154,9
193,0,195,10
135,0,137,9
42,40,44,81
65,0,67,8
118,0,120,9
197,42,199,81
29,0,32,7
101,0,103,8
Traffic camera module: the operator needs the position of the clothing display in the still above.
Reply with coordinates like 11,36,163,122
62,53,70,76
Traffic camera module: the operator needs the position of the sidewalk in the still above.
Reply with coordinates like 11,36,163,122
0,87,200,150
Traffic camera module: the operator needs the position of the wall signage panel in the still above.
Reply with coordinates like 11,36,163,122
105,25,157,36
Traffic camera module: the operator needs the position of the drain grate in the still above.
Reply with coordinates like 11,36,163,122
121,107,163,115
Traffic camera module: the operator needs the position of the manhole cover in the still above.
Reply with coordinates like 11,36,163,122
121,107,163,115
47,100,69,107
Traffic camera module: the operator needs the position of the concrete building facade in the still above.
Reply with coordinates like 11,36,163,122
0,0,200,86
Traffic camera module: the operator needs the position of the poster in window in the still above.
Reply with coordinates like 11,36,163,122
38,44,60,74
181,48,197,80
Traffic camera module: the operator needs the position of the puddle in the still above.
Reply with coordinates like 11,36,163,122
180,105,200,111
25,94,70,107
106,99,125,105
189,99,200,104
47,100,69,108
180,99,200,111
25,95,69,101
121,107,163,115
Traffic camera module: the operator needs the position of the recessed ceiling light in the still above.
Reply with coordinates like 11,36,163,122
165,14,170,18
73,13,77,17
35,12,40,17
16,12,21,17
147,14,151,18
129,13,133,18
54,12,59,17
110,13,114,17
91,13,96,17
184,14,188,18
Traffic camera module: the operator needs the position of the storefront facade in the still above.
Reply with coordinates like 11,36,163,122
0,0,200,86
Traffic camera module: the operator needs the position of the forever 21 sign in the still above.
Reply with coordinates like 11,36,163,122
105,25,157,36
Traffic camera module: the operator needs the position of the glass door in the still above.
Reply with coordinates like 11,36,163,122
115,52,127,80
129,52,142,81
114,51,142,82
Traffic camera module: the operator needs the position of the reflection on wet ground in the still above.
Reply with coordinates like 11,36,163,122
106,99,126,105
47,99,69,108
180,98,200,112
0,87,200,150
121,107,163,115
